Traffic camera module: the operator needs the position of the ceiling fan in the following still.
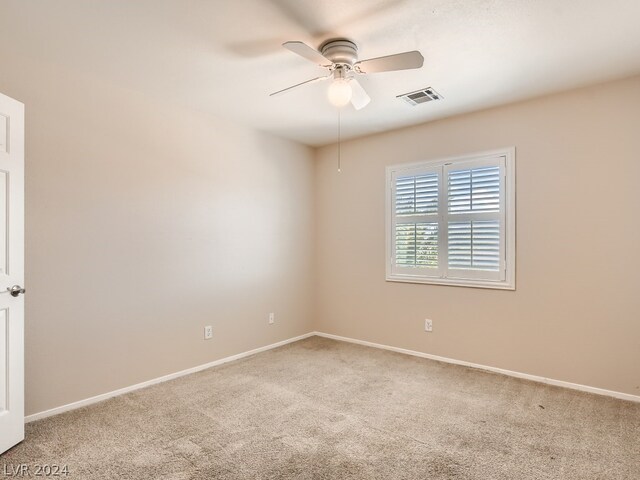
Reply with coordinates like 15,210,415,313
270,39,424,110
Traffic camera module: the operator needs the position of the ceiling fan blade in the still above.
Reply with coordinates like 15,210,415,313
355,51,424,74
349,78,371,110
270,74,331,97
283,41,332,66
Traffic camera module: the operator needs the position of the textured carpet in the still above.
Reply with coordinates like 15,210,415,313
2,336,639,479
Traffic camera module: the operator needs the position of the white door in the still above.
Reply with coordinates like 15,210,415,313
0,92,25,454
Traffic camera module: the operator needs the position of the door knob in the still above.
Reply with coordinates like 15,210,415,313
8,285,25,297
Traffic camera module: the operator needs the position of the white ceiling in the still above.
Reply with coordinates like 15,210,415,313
2,0,640,146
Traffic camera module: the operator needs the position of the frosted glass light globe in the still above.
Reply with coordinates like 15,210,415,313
327,79,353,107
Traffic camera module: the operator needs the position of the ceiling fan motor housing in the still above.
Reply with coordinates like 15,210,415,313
320,39,358,66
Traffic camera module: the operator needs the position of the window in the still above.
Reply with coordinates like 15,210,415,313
386,148,515,289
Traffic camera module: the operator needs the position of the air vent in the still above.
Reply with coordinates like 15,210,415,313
397,87,443,106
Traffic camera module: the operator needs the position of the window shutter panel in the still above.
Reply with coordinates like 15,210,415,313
395,223,438,267
446,163,502,274
395,173,438,216
448,221,500,271
393,171,439,270
448,166,500,213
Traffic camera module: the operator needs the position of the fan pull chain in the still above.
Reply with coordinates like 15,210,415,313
337,109,341,173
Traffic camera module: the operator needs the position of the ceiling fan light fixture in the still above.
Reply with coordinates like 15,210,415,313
272,39,423,110
327,78,353,107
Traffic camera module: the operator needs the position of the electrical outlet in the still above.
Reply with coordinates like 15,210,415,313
424,319,433,332
204,325,213,339
268,313,275,325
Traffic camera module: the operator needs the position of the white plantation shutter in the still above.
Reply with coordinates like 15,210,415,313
391,168,442,277
444,157,505,281
395,173,439,215
387,149,514,289
395,223,438,267
447,221,501,271
447,166,501,214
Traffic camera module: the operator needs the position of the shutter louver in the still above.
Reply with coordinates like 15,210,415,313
395,223,438,267
448,221,500,271
448,166,500,213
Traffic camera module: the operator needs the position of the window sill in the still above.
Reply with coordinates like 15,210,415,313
386,274,515,290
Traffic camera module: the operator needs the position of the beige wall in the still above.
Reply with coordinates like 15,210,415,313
2,48,639,416
0,54,315,415
315,76,640,396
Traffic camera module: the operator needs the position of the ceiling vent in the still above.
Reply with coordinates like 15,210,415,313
397,87,443,106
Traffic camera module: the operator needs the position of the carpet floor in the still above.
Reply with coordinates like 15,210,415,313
2,336,639,479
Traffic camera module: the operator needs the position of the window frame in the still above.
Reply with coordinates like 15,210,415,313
385,147,516,290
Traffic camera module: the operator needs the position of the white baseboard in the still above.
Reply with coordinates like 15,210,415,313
26,330,639,423
25,332,315,423
314,331,640,403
